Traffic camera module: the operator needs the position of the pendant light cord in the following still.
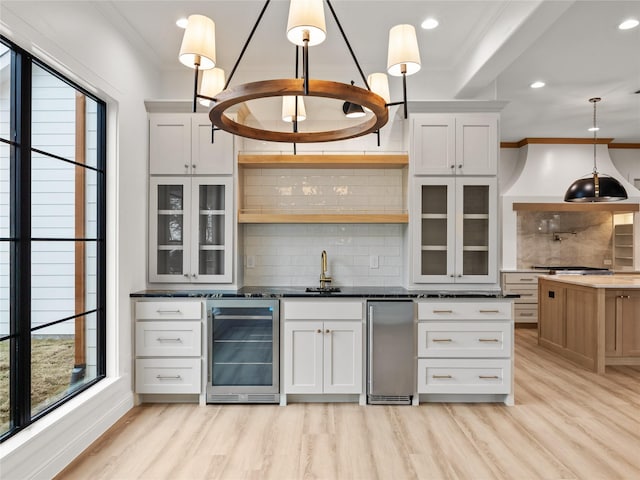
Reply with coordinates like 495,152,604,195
590,97,601,175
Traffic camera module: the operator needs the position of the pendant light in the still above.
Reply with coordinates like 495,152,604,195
564,97,628,202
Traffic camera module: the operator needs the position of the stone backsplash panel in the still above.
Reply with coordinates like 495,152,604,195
517,211,613,268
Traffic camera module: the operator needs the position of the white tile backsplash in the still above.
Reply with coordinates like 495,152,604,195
243,224,406,286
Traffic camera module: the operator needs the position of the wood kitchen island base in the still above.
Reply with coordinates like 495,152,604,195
538,275,640,374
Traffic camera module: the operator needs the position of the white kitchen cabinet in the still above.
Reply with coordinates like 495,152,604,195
282,301,363,398
149,113,233,175
149,176,233,283
411,114,498,175
134,300,204,396
416,299,514,405
412,177,497,284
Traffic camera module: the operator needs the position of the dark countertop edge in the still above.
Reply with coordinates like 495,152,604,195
130,288,518,299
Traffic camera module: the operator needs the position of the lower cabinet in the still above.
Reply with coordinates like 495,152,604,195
605,290,640,358
134,300,204,397
416,300,514,405
282,300,363,400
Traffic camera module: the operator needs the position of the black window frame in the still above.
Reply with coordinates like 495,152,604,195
0,35,107,442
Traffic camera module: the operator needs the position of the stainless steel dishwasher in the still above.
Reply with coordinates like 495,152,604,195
367,300,415,405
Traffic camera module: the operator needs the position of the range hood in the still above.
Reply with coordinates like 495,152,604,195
501,141,640,270
503,142,640,202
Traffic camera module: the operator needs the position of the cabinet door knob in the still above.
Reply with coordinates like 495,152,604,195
458,164,462,168
192,273,197,278
325,329,331,334
192,164,197,169
183,273,189,277
316,329,322,333
457,274,462,278
184,164,189,169
450,165,455,169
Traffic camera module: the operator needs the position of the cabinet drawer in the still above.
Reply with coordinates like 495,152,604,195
417,358,511,394
135,358,201,394
136,301,202,320
502,273,540,284
514,305,538,323
418,301,512,321
283,301,363,320
136,321,201,357
417,322,511,358
506,286,538,302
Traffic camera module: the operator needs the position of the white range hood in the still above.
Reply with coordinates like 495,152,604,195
503,143,640,200
501,142,640,270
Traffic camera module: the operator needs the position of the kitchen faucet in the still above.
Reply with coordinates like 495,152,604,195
320,250,333,289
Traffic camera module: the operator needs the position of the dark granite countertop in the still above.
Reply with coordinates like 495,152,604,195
130,286,517,299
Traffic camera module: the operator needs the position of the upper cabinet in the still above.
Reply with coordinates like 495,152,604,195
411,114,498,175
149,113,234,175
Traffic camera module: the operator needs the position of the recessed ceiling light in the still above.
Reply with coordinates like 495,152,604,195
421,18,439,30
530,81,545,89
619,18,639,30
176,17,189,29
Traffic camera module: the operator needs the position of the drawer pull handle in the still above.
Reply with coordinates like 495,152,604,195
520,312,534,317
520,293,534,297
479,309,500,313
157,337,183,343
479,375,500,380
156,375,182,380
432,338,453,343
432,375,452,379
156,309,182,314
433,310,453,314
478,338,500,343
520,278,534,281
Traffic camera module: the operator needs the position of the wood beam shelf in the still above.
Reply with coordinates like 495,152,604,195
238,153,408,169
513,202,639,213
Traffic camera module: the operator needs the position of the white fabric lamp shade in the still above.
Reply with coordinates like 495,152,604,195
179,14,216,69
282,96,307,122
368,72,391,104
198,68,226,107
287,0,327,46
387,24,421,76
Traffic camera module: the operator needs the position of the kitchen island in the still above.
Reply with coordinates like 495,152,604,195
538,274,640,374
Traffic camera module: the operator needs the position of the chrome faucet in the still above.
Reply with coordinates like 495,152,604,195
320,250,333,289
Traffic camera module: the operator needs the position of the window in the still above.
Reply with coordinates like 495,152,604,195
0,36,106,441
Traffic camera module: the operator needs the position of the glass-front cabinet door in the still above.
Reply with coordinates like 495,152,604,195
149,176,232,283
191,177,233,283
413,177,496,284
149,177,191,282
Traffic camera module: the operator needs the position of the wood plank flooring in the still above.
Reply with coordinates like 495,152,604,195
56,330,640,479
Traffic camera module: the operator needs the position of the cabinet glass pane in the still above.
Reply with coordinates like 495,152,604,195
463,218,488,247
421,250,447,275
157,214,183,245
199,214,224,245
422,218,447,246
158,185,183,210
463,185,488,214
199,184,225,210
421,185,447,214
157,249,183,275
463,250,488,275
199,250,224,275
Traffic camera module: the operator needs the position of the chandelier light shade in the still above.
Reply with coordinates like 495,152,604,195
198,68,226,107
368,72,391,104
387,24,421,76
282,96,307,122
564,97,628,202
179,14,217,69
286,0,327,46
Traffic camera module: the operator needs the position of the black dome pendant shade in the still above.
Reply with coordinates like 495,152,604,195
564,97,628,202
564,173,628,202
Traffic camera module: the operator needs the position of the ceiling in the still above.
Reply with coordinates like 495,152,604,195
3,0,640,142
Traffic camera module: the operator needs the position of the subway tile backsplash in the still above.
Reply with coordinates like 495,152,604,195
243,224,405,286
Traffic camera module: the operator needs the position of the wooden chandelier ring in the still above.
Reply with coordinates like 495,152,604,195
208,78,389,143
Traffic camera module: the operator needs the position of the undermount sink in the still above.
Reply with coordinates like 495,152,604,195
305,287,341,293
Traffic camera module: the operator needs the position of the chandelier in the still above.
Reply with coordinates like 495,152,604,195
178,0,421,144
564,97,628,202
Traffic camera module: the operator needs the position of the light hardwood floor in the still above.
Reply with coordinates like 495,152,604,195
56,330,640,479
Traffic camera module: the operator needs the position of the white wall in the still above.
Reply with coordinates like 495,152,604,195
0,1,160,478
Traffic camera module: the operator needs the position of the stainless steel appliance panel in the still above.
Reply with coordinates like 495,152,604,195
367,300,415,404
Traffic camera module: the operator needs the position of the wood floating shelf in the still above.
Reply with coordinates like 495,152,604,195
513,202,639,213
238,212,409,224
238,153,408,169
